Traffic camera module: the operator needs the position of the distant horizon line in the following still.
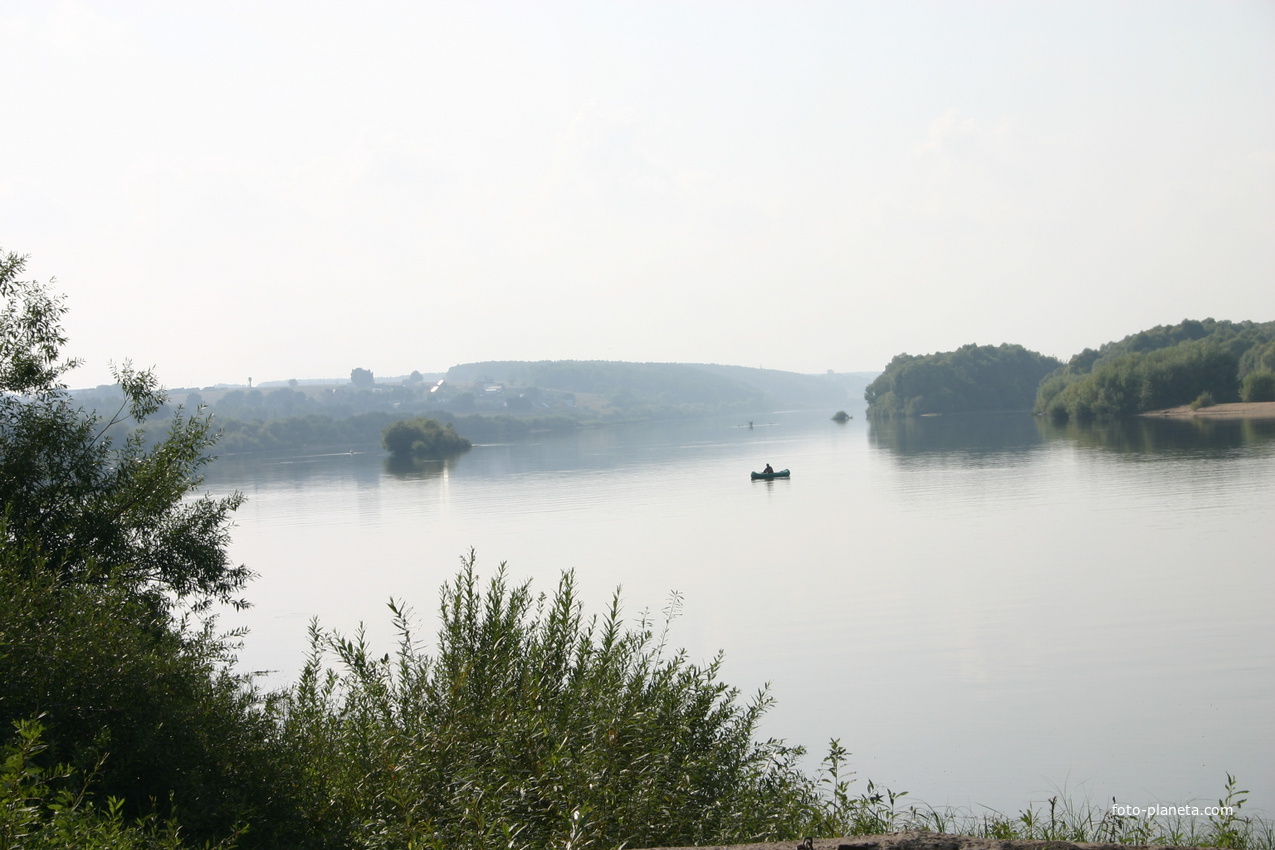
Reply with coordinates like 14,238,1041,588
67,360,885,393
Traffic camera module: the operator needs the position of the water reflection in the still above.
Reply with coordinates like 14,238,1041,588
203,413,787,489
868,412,1045,462
1039,415,1275,457
383,455,452,479
869,412,1275,460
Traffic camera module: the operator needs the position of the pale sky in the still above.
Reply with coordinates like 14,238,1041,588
3,1,1272,389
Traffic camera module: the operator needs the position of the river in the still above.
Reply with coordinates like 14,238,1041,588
204,408,1275,817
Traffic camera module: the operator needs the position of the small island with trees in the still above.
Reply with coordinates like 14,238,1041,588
381,416,471,460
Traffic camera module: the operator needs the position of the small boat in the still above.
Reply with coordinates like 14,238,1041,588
750,468,790,480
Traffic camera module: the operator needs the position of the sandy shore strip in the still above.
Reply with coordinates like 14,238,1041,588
640,830,1208,850
1142,401,1275,420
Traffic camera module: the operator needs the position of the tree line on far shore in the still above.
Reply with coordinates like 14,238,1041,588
865,343,1063,418
66,358,871,457
1035,319,1275,420
866,319,1275,420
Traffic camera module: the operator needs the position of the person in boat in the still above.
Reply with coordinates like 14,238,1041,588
763,463,774,474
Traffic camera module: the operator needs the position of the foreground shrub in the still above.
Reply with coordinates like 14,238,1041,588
0,717,230,849
276,552,828,849
0,546,293,847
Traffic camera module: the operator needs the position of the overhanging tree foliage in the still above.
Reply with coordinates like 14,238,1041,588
1,249,249,609
1,247,284,846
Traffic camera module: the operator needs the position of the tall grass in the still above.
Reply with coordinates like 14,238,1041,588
891,774,1272,850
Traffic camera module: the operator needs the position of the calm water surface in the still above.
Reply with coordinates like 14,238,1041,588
206,409,1275,816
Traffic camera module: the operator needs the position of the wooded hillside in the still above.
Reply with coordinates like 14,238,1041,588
864,344,1062,418
1035,318,1275,420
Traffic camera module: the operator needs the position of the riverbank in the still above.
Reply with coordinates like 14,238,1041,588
1144,401,1275,419
643,831,1211,850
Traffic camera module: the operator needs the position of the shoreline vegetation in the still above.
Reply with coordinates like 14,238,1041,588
4,248,1271,848
7,555,1272,850
646,827,1265,850
865,319,1275,422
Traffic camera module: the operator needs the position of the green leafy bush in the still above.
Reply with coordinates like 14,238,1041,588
275,552,831,849
1191,391,1217,410
0,539,291,846
0,717,230,849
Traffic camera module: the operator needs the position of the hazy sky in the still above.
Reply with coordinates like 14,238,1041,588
3,1,1273,389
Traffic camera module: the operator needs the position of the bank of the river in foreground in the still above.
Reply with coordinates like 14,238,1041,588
1144,401,1275,419
643,831,1212,850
